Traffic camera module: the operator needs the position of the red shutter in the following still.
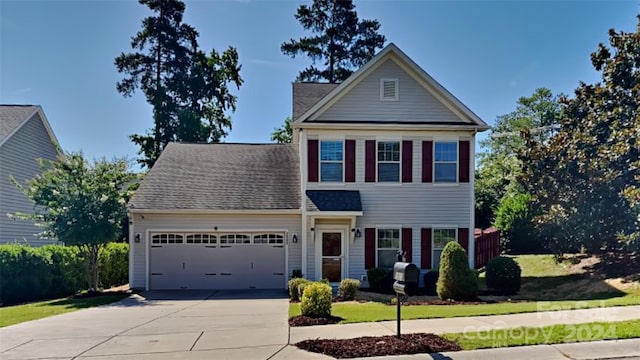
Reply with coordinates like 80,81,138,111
458,228,469,255
420,228,432,269
402,228,412,262
365,228,376,269
402,141,413,183
345,139,356,182
365,140,376,183
459,140,470,183
308,139,318,182
422,141,433,183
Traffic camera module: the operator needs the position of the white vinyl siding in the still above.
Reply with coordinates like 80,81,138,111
320,140,343,182
0,113,59,246
377,141,400,182
313,59,464,123
434,142,458,183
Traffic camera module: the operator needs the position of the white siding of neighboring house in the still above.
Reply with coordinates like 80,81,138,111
304,129,474,283
130,213,302,290
312,58,465,123
0,114,59,246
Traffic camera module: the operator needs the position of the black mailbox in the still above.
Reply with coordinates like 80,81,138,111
392,262,419,296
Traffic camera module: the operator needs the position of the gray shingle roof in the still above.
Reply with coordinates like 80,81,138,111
0,105,39,142
292,83,338,122
128,143,301,211
306,190,362,212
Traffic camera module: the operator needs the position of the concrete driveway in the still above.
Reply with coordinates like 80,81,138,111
0,290,291,360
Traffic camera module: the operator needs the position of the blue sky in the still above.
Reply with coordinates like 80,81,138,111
1,0,637,168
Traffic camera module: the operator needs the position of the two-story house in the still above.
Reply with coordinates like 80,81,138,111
127,44,489,291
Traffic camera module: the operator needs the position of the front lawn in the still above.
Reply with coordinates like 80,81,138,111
443,319,640,350
0,294,129,328
289,295,640,323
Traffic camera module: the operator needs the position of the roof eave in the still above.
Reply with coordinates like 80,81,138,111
128,208,302,215
296,122,489,132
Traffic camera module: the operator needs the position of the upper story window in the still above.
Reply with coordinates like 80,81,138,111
377,228,400,268
377,141,400,182
434,142,457,182
380,78,399,101
320,140,343,182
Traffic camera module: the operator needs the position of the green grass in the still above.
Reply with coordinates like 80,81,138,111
0,294,129,328
442,319,640,350
515,255,574,278
289,294,640,323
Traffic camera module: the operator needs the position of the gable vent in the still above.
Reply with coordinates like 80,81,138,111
380,78,398,101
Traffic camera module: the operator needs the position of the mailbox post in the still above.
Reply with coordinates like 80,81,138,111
392,262,420,338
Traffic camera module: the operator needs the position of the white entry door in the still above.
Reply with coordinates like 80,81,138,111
316,230,346,282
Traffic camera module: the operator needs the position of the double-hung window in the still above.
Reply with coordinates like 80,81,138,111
320,140,343,182
434,142,457,182
377,228,400,268
432,228,457,270
377,141,400,182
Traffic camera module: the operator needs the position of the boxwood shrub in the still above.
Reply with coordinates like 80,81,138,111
486,256,522,295
300,282,332,318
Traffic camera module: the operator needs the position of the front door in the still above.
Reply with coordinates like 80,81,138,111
319,230,344,282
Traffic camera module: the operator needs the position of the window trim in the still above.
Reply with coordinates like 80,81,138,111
380,78,399,101
375,226,402,268
431,227,458,270
433,141,459,183
376,140,401,183
319,139,345,183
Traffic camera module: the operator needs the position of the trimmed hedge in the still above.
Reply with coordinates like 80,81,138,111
486,256,522,294
436,242,478,300
0,243,129,305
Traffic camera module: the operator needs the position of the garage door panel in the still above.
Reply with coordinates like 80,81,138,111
149,232,286,290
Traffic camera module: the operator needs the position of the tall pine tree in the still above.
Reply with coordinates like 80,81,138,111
115,0,242,168
281,0,386,83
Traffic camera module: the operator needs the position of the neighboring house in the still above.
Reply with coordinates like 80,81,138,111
128,43,489,290
0,105,61,246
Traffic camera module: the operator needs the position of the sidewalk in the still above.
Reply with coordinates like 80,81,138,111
283,305,640,359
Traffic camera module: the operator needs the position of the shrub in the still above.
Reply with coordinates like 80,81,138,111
45,245,87,297
319,278,330,285
423,271,439,296
298,281,313,300
436,242,478,300
494,193,544,254
288,278,310,301
486,256,522,295
338,279,360,300
99,242,129,288
300,282,332,318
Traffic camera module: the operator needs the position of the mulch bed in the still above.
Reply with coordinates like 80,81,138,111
289,315,344,326
295,333,462,358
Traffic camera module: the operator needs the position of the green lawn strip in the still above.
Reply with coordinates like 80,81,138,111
289,295,640,323
514,255,574,278
0,294,129,328
442,319,640,350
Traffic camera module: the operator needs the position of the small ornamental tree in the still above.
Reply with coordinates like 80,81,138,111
436,242,478,300
12,153,136,290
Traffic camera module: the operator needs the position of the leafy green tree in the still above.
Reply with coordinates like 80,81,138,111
475,88,562,228
271,117,293,143
521,16,640,254
494,193,543,254
115,0,242,168
282,0,386,83
12,154,136,290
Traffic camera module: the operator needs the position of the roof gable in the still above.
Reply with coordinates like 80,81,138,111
0,105,61,150
294,43,488,129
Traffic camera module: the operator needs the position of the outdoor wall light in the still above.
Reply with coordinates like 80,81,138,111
134,233,141,243
355,228,362,238
292,234,298,243
310,227,315,232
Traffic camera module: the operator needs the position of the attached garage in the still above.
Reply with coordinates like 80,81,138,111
127,143,302,291
148,232,285,290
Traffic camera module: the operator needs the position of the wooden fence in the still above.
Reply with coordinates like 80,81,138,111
474,227,501,269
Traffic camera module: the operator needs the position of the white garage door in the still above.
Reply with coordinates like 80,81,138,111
149,232,285,290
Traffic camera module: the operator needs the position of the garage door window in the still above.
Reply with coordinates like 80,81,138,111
220,234,251,244
151,234,184,244
186,234,217,244
254,233,284,244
